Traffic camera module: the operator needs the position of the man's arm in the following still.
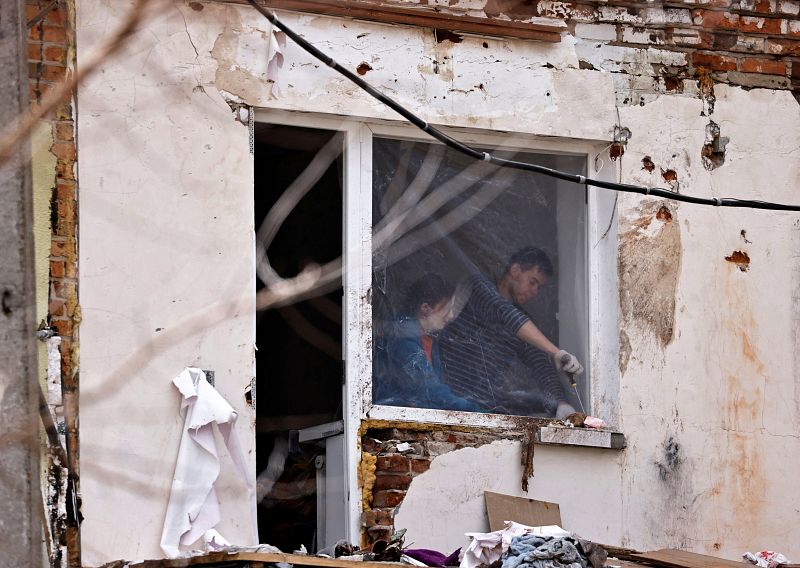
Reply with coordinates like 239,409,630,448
469,274,583,373
515,320,558,356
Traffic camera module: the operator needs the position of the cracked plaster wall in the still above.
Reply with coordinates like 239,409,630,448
75,0,800,563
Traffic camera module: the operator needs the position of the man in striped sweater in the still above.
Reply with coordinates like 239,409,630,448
439,247,583,418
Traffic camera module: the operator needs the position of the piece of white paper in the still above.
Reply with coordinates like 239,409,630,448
160,367,257,557
267,29,286,99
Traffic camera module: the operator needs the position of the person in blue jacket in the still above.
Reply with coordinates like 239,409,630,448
373,274,485,412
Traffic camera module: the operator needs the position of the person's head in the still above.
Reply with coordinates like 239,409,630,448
404,274,455,334
499,246,554,305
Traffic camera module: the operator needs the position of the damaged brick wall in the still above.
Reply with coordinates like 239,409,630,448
360,424,518,546
27,0,80,566
546,0,800,103
287,0,800,102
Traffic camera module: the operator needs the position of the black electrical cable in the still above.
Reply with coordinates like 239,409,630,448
246,0,800,213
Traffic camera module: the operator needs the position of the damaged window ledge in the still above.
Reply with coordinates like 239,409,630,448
536,425,626,450
366,405,625,449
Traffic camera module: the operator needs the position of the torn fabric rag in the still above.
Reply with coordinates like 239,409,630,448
461,522,569,568
160,367,257,557
502,535,587,568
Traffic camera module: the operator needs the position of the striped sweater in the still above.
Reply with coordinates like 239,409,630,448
439,273,566,414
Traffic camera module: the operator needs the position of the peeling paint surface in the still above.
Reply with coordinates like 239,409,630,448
617,87,800,556
618,199,682,349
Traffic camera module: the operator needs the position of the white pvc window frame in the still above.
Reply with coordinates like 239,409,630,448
254,108,619,544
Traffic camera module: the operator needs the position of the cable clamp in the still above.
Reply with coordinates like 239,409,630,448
482,152,491,162
644,187,650,195
577,175,586,184
714,197,722,206
326,58,336,68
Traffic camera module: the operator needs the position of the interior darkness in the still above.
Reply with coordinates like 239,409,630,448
254,123,343,551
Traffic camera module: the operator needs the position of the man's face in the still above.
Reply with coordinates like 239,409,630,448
508,265,549,305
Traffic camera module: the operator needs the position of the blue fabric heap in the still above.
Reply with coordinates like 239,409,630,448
501,536,587,568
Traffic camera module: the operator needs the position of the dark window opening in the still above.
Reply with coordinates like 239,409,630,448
254,123,344,553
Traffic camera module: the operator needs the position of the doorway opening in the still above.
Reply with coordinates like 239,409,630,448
254,123,344,553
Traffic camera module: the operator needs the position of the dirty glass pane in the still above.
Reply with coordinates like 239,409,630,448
371,137,588,418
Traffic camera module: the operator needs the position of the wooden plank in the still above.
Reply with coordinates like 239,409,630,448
484,491,562,531
129,552,410,568
602,545,645,562
222,0,565,42
630,549,748,568
606,560,650,568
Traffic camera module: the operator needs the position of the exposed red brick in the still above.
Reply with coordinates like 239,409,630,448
693,9,739,30
44,45,67,64
52,319,72,338
712,32,739,50
372,490,406,508
50,259,66,278
362,510,377,526
791,59,800,78
51,141,76,161
64,261,77,280
766,37,800,55
740,15,785,33
373,474,412,491
361,437,380,453
45,7,66,26
431,431,458,443
52,280,76,301
56,179,75,201
42,64,66,82
739,56,787,73
42,25,67,43
56,196,74,220
56,159,75,180
692,52,738,70
411,458,431,474
55,122,74,141
375,454,410,473
49,298,66,318
28,22,43,40
28,43,42,61
788,20,800,37
362,508,394,527
51,239,69,257
59,337,72,355
26,4,40,20
366,526,392,543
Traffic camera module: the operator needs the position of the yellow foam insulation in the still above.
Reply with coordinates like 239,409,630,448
359,451,377,511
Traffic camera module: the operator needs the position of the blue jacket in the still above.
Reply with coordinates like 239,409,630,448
374,316,485,412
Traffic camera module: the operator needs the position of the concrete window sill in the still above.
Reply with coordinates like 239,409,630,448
535,425,626,449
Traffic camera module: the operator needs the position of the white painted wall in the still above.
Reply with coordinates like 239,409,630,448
395,440,624,550
77,1,256,564
76,0,800,564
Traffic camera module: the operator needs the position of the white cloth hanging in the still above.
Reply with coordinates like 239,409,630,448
160,367,257,557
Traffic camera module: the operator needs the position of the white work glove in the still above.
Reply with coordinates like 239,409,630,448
554,349,584,375
555,402,576,421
